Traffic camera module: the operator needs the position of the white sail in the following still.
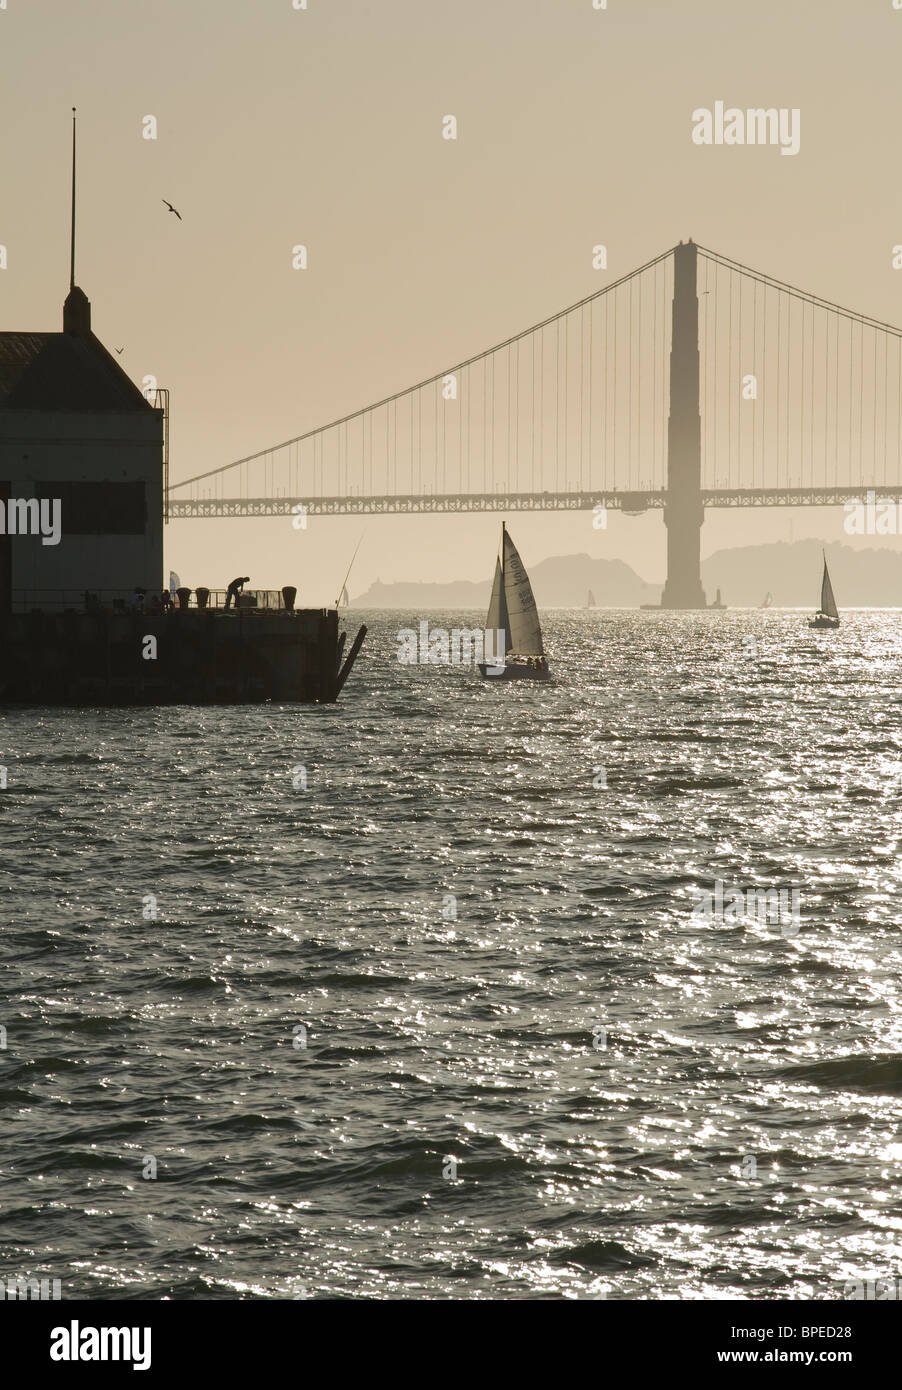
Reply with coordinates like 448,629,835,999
820,558,838,619
502,528,543,655
340,584,350,607
486,555,510,651
587,589,596,607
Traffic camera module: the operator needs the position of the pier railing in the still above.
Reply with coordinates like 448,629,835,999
10,588,300,614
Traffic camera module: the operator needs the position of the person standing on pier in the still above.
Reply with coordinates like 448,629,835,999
225,576,250,610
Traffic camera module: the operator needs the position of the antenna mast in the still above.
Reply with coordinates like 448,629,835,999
69,107,76,290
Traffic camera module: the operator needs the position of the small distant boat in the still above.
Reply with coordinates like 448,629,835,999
808,553,840,629
478,522,550,681
709,588,726,610
585,589,597,609
761,591,774,609
339,584,350,608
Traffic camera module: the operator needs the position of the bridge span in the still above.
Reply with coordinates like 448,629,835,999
168,240,902,606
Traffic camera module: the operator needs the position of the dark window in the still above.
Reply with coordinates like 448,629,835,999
0,482,10,615
34,482,146,535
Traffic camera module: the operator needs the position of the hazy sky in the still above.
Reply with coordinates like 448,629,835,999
3,0,902,601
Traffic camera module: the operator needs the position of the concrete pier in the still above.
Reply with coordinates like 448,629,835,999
0,606,366,705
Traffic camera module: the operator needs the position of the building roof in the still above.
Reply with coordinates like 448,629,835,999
0,319,154,412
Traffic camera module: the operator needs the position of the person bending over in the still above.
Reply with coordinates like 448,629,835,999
225,576,250,610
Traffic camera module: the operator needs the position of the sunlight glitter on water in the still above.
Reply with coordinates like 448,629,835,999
1,609,902,1297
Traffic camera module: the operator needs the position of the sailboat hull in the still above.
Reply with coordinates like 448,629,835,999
478,661,551,681
808,616,840,629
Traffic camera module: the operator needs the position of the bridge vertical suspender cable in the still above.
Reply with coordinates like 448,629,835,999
587,300,593,495
751,276,757,493
638,273,643,491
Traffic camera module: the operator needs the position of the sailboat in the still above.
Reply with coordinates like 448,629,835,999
339,584,350,608
478,523,550,680
761,591,774,609
808,552,840,629
585,589,597,609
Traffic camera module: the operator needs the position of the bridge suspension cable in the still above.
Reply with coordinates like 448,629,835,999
169,245,675,504
167,241,902,518
697,245,902,497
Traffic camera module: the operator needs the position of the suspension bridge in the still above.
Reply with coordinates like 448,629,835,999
167,240,902,608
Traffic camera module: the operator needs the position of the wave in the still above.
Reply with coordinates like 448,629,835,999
778,1055,902,1094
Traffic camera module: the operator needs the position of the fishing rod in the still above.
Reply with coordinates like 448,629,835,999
336,533,364,608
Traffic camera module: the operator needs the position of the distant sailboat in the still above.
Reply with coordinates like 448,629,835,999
808,553,840,629
339,584,350,607
761,591,774,609
478,523,550,680
709,587,726,610
585,589,597,609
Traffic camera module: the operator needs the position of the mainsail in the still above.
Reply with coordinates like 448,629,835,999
587,589,596,607
501,527,543,655
820,557,838,619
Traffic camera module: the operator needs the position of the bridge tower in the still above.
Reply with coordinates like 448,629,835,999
661,239,707,609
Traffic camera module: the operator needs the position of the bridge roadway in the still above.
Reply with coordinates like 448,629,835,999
167,486,886,519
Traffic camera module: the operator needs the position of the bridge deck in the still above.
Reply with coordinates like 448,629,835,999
167,487,888,519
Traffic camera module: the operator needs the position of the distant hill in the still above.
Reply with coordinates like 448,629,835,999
354,578,489,610
352,540,902,610
702,539,902,607
354,554,660,609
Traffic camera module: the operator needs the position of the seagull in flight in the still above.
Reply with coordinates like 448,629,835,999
115,347,124,355
162,199,182,221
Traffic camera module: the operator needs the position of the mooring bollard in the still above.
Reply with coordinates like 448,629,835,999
281,586,297,612
176,587,192,611
196,587,210,610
